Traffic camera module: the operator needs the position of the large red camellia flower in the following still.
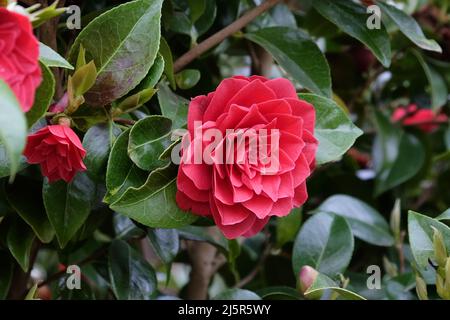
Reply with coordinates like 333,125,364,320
176,76,318,239
392,104,448,133
0,7,41,112
24,125,87,183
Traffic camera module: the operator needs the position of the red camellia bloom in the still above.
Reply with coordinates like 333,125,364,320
0,7,41,112
176,76,318,239
24,125,87,183
392,104,448,133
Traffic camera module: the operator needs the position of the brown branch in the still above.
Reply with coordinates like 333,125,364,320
173,0,283,73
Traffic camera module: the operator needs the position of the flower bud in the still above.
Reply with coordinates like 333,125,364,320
299,265,319,296
390,199,401,243
415,275,428,300
432,226,447,268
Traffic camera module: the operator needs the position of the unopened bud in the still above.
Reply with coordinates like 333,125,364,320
432,226,447,268
299,266,319,295
415,275,428,300
390,199,401,243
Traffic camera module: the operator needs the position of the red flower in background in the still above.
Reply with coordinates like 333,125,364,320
0,7,41,112
24,125,87,183
176,76,318,239
392,104,448,133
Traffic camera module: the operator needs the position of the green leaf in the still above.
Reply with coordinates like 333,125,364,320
24,283,39,300
316,195,394,246
128,115,173,171
178,225,229,255
0,79,28,178
39,42,74,69
256,286,301,300
26,63,55,128
83,123,121,181
69,0,163,106
147,228,179,264
159,38,176,89
110,164,197,228
175,69,201,90
70,61,98,97
135,53,165,91
276,208,302,248
436,208,450,221
304,273,366,300
0,252,14,299
412,50,448,111
245,27,331,97
104,130,147,204
213,289,261,300
408,211,450,269
7,217,35,271
373,111,425,195
292,212,354,277
312,0,391,67
108,239,157,300
157,82,189,129
299,93,363,165
6,177,55,244
377,1,441,53
43,172,96,248
188,0,206,22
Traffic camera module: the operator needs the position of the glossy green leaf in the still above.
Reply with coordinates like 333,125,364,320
256,286,301,300
175,69,201,90
24,283,39,300
193,0,217,37
316,195,394,246
0,79,28,178
292,212,354,277
276,208,302,248
312,0,391,67
110,164,197,228
147,228,179,264
26,63,55,128
83,123,121,181
245,27,331,97
6,177,54,243
408,211,450,269
304,273,366,300
43,172,96,248
412,50,448,111
39,42,74,69
188,0,205,22
109,239,157,300
213,289,261,300
299,93,363,165
128,116,173,171
7,217,35,271
178,225,229,255
157,82,188,129
0,252,14,299
104,130,147,204
69,0,163,106
377,1,441,53
373,111,425,195
159,38,176,89
135,53,165,91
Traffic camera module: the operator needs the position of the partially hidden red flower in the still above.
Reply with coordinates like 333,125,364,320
0,7,41,112
392,104,448,133
176,76,318,239
24,125,87,183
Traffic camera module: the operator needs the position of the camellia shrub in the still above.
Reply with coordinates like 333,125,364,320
0,0,449,301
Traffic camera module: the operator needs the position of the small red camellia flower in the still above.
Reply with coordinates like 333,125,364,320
24,125,87,183
392,104,448,133
0,7,42,112
176,76,318,239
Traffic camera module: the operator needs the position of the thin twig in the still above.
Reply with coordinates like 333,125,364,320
173,0,283,73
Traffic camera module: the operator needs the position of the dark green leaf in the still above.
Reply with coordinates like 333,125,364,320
26,63,55,128
159,38,176,89
188,0,205,22
178,225,229,255
128,115,173,171
108,239,157,300
305,273,366,300
0,252,14,299
157,82,188,129
43,172,96,248
316,195,394,246
293,212,354,276
135,53,165,91
175,69,201,90
147,228,179,264
256,286,301,300
276,208,302,248
213,289,261,300
69,0,163,106
245,27,331,97
110,164,197,228
312,0,391,67
7,217,35,271
299,93,363,165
